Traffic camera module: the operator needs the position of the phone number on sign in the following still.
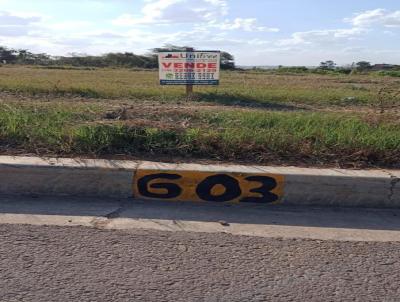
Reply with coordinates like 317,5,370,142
174,73,216,80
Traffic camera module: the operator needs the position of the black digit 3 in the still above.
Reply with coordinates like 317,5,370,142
196,174,242,202
240,176,279,204
137,173,182,199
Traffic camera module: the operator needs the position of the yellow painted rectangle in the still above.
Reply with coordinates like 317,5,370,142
133,169,284,204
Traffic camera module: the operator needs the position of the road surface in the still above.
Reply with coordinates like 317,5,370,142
0,196,400,301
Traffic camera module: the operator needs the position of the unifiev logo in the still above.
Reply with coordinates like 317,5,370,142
162,54,179,59
162,52,219,60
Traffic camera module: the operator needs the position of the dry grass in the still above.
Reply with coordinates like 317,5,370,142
1,65,400,108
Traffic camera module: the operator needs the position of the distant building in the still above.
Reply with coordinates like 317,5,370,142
371,64,400,71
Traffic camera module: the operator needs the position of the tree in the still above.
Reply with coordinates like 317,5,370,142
0,46,17,63
16,49,38,64
220,51,235,70
104,52,147,67
33,53,52,65
319,60,336,70
356,61,371,71
151,44,191,53
0,45,235,69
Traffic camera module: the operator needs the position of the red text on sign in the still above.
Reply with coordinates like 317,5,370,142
162,63,217,69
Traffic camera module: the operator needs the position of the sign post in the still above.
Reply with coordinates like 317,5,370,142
185,47,194,98
158,49,220,100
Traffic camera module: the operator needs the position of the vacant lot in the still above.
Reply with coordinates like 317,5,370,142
0,65,399,168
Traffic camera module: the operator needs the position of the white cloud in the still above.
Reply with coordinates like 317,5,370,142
50,21,94,31
272,8,400,56
0,9,100,54
113,0,228,25
112,0,277,33
346,9,400,28
342,47,366,53
1,3,399,65
247,39,270,46
0,9,101,40
0,10,44,37
383,30,396,36
109,0,278,55
277,27,365,46
0,11,42,26
212,18,279,32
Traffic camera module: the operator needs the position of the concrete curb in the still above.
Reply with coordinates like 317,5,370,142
0,156,137,198
0,156,399,208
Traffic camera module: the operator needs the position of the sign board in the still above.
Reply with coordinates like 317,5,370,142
158,51,220,85
133,170,285,204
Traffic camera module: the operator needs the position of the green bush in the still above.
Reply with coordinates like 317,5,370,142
378,71,400,78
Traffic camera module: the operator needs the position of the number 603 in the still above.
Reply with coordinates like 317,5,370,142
134,171,284,204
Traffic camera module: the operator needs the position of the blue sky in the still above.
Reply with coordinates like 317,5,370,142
0,0,399,65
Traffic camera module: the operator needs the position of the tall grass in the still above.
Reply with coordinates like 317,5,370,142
205,111,400,152
0,103,97,151
0,103,398,167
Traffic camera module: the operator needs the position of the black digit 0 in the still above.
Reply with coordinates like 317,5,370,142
240,176,279,204
196,174,242,202
137,173,182,199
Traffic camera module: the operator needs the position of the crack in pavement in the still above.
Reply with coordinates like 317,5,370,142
172,220,186,231
90,200,131,229
90,217,109,229
389,177,400,201
103,199,130,219
384,170,400,202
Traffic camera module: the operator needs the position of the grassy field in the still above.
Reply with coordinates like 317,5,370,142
0,65,399,168
2,65,399,106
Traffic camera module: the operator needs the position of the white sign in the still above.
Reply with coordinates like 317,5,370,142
158,51,220,85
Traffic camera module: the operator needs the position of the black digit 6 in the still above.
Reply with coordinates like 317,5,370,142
137,173,182,199
196,174,242,202
240,176,279,204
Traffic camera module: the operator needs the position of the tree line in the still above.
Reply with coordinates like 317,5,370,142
318,60,400,72
0,45,236,69
265,60,400,75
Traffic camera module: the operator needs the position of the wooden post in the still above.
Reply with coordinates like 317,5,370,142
185,47,194,100
186,83,193,98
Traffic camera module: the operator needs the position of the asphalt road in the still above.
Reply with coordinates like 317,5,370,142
1,223,400,302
